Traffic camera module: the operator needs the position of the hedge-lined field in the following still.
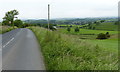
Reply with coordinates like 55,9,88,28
58,28,118,40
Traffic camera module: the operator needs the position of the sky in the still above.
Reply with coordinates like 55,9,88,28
0,0,119,20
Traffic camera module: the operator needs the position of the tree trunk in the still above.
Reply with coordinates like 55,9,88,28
11,20,14,29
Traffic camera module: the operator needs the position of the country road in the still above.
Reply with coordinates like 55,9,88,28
2,28,45,70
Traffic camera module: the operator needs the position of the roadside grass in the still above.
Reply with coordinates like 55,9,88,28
30,26,118,70
0,26,17,34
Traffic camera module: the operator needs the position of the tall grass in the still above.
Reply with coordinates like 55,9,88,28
0,26,17,34
30,26,118,70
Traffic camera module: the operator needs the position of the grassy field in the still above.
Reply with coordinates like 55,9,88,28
59,28,118,35
86,39,118,52
57,22,118,31
30,26,118,70
57,24,88,28
92,22,118,31
58,25,118,52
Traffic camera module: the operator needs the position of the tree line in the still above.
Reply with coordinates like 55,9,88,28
2,10,57,30
2,10,37,28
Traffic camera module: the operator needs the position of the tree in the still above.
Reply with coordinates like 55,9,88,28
70,25,72,27
106,32,110,38
88,26,92,29
100,20,105,23
75,27,79,32
44,24,56,30
2,20,9,26
22,23,31,28
67,27,71,32
94,21,97,24
14,19,23,28
93,27,95,30
3,10,19,28
114,21,119,25
96,22,100,25
106,32,109,35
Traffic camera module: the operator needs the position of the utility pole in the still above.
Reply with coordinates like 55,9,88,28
48,4,50,30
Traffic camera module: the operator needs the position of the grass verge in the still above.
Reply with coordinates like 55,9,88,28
29,26,118,70
0,26,17,34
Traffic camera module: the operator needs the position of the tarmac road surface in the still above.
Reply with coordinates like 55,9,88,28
2,28,45,70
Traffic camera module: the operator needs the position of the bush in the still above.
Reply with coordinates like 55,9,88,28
44,24,57,31
96,33,107,39
14,19,23,28
93,27,95,30
100,20,105,23
74,27,79,32
67,27,71,32
114,21,119,25
88,26,92,29
106,32,110,38
96,22,100,25
70,25,72,27
96,32,110,39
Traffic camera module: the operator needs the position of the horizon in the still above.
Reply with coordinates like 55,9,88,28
0,16,118,22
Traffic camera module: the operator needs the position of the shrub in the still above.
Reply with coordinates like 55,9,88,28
96,22,100,25
106,32,110,38
44,24,57,31
70,25,72,27
100,20,105,23
96,32,111,39
93,27,95,30
14,19,23,28
96,33,107,39
114,21,119,25
74,27,79,32
88,26,92,29
67,27,71,32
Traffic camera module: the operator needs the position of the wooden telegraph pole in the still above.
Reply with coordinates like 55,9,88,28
48,4,50,30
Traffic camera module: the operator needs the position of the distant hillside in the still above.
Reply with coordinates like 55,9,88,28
23,17,117,25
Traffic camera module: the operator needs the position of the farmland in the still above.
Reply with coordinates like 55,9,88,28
29,24,118,70
91,22,118,31
57,22,118,53
1,16,118,70
0,0,119,70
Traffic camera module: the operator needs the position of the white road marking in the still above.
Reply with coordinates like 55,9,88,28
2,29,22,48
3,38,14,48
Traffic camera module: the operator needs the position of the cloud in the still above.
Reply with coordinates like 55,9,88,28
0,0,119,20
